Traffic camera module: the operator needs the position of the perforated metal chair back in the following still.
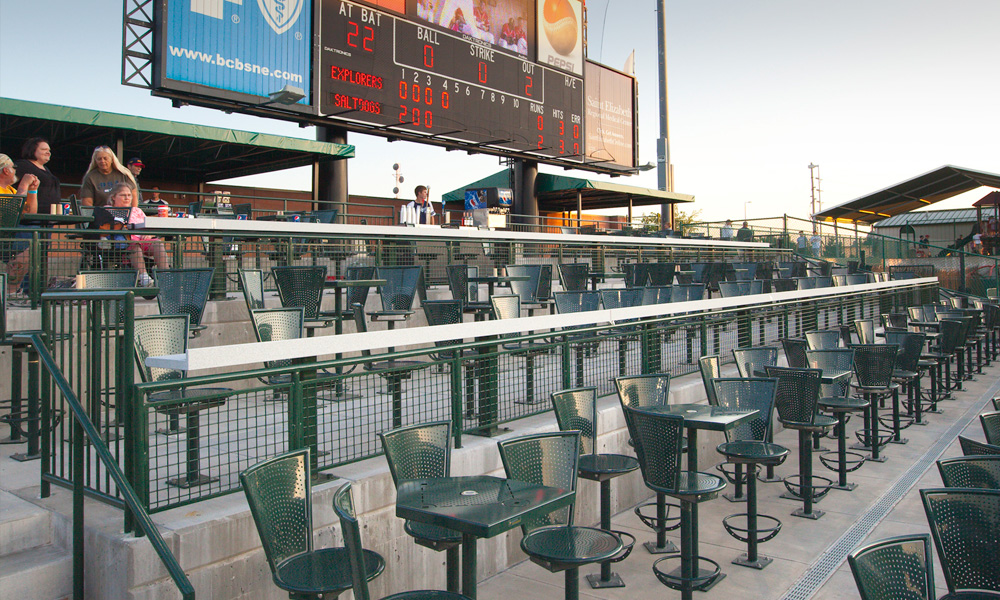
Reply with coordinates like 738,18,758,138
536,264,554,301
78,270,138,288
982,412,1000,446
599,288,643,310
920,488,1000,595
133,314,189,384
959,436,1000,456
490,294,521,321
558,263,590,292
770,279,798,293
699,355,721,406
379,421,452,487
272,265,327,320
732,346,778,378
848,534,935,600
813,276,834,288
642,286,672,305
621,404,684,495
250,308,305,370
805,329,842,350
781,338,810,368
153,268,214,328
422,299,465,358
850,344,898,389
342,265,376,310
506,264,541,304
446,264,478,306
718,281,750,297
378,265,423,311
647,262,676,286
935,319,963,356
615,373,671,409
670,284,704,303
553,290,600,314
882,313,909,329
713,378,777,442
498,431,580,532
846,274,870,285
622,262,650,287
764,366,822,427
0,194,25,229
806,348,855,398
238,269,266,314
854,319,877,344
333,482,389,600
884,331,925,374
937,456,1000,489
551,387,598,454
795,277,816,290
240,449,313,574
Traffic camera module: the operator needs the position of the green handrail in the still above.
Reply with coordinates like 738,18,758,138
16,331,195,600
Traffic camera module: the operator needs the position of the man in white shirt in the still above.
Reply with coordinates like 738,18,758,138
404,185,436,225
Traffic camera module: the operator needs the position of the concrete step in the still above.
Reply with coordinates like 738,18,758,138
0,544,72,600
0,490,52,557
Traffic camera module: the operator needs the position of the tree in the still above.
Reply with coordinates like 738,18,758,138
638,207,702,232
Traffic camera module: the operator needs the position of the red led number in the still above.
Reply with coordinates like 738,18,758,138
524,76,533,97
424,45,434,68
478,62,487,84
347,22,358,47
347,22,374,52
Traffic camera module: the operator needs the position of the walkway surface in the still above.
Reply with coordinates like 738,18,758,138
475,363,999,600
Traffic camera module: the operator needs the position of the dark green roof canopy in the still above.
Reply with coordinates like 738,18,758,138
442,170,693,211
0,98,353,184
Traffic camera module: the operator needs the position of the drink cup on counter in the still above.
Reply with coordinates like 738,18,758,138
157,205,169,218
291,214,301,222
50,204,60,215
63,202,72,215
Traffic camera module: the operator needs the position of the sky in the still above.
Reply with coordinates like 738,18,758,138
2,0,999,222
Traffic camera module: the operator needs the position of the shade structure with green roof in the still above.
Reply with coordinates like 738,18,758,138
0,97,354,185
442,170,693,213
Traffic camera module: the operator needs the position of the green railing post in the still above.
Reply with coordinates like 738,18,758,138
737,310,752,349
560,336,571,390
30,231,41,308
121,294,137,534
450,356,462,449
73,417,85,600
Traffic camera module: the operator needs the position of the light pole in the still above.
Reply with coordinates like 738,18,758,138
744,200,752,221
808,163,821,232
656,0,673,230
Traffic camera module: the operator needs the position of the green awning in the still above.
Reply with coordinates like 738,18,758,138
0,97,354,184
442,170,694,211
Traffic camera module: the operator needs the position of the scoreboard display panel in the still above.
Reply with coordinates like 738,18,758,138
152,0,636,172
320,0,585,162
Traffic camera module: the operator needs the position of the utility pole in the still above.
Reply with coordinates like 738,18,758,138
808,163,821,232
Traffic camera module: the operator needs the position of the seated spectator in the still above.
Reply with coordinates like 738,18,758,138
736,221,753,241
0,153,40,297
109,183,168,286
80,146,137,207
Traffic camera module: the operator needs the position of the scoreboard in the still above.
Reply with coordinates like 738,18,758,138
320,0,584,162
153,0,636,172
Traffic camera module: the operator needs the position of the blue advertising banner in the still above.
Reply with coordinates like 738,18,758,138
164,0,312,102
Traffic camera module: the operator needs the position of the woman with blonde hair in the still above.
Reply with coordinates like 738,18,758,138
108,182,167,286
80,146,137,207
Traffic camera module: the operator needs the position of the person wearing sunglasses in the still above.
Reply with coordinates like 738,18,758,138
79,146,137,207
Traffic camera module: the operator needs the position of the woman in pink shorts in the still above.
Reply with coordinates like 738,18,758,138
110,183,168,286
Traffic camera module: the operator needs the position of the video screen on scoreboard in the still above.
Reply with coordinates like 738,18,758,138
410,0,533,57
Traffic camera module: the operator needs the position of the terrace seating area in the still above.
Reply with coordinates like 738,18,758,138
6,223,996,600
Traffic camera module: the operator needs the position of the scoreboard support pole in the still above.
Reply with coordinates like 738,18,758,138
317,126,349,216
514,160,538,223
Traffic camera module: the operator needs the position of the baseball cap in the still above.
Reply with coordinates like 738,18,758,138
127,157,145,168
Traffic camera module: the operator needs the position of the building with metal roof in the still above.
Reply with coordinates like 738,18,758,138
815,165,1000,224
872,208,977,247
